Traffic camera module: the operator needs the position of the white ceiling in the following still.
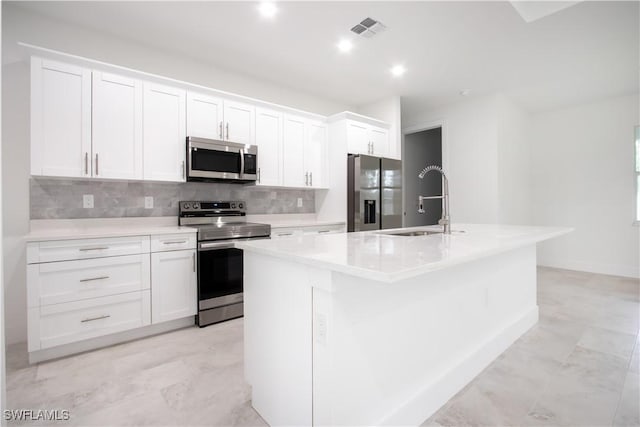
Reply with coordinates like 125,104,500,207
10,1,639,114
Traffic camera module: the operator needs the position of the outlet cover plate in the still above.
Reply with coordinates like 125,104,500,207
83,194,94,209
144,196,154,209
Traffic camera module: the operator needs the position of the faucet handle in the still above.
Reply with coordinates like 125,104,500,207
418,196,425,214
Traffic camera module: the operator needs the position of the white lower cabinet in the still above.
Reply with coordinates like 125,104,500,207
271,223,345,239
33,291,151,350
27,232,197,359
151,249,197,324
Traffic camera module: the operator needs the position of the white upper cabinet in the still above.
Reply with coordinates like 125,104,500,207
305,120,327,189
143,82,186,182
92,72,143,180
346,121,370,156
186,92,223,140
255,107,282,186
344,119,391,158
31,58,92,177
369,125,389,157
283,114,306,187
223,100,255,145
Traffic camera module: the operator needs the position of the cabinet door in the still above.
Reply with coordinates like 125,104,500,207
143,83,186,182
151,249,197,324
370,126,389,158
282,114,306,187
186,92,223,140
92,72,143,180
31,58,91,177
223,100,255,145
346,121,370,155
305,120,327,188
255,107,282,186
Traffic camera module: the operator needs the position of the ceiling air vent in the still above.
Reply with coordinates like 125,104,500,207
350,17,387,38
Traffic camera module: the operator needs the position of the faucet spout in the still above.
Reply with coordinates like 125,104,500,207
417,165,451,234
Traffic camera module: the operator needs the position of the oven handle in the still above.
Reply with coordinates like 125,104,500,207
198,236,270,251
240,148,245,177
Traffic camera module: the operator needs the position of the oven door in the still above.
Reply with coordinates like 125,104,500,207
187,137,257,181
197,238,268,310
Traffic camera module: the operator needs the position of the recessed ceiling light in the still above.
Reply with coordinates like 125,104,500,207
390,64,406,77
337,39,354,53
258,2,278,19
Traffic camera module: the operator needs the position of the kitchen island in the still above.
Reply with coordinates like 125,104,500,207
237,224,571,426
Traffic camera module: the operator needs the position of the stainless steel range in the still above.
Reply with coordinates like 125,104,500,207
179,201,271,327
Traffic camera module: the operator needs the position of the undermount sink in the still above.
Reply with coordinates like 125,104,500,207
378,229,465,237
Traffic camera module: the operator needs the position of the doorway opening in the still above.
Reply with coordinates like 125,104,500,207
403,127,443,227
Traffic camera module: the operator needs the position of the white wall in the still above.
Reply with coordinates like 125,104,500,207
403,95,502,224
355,96,402,159
403,94,532,227
497,95,532,225
1,4,353,345
531,93,640,278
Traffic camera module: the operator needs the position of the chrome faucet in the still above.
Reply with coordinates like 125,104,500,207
417,165,450,234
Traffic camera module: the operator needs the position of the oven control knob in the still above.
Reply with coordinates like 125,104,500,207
193,202,200,209
239,203,244,209
183,203,191,210
231,203,236,209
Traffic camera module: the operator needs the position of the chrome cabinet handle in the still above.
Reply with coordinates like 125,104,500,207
192,252,196,272
305,172,309,186
371,141,374,154
310,172,313,187
240,149,245,176
80,276,109,283
318,230,331,233
277,232,293,236
79,247,109,251
257,168,261,183
163,240,187,245
181,161,185,178
95,153,99,175
226,122,229,140
85,152,89,175
81,315,110,323
219,121,223,139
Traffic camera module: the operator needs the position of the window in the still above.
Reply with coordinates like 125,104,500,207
636,126,640,222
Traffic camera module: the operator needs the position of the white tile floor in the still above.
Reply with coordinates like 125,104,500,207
6,267,640,426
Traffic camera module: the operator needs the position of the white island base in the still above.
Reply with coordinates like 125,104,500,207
244,241,541,426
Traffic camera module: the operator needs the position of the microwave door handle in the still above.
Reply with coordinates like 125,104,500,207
239,148,245,177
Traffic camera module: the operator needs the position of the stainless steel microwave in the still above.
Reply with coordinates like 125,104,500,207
186,137,257,183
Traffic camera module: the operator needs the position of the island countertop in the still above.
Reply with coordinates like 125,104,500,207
236,224,572,283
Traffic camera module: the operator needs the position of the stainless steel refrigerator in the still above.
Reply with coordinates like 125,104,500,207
347,154,402,232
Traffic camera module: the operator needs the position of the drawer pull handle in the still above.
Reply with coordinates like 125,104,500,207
163,240,187,245
318,230,331,233
80,276,110,283
277,233,293,236
79,247,109,251
81,314,110,323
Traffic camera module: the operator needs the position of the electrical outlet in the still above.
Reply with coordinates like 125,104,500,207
82,194,94,209
297,198,303,207
144,196,154,209
270,191,277,200
314,312,328,345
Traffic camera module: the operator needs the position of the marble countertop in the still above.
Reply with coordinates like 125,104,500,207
236,224,572,283
25,218,197,242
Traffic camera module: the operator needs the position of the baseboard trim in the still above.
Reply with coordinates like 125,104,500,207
378,306,539,426
537,259,639,279
28,316,195,364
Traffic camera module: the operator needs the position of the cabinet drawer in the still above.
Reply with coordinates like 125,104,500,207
150,234,196,252
303,225,345,235
27,236,150,264
271,228,303,239
34,291,151,350
27,254,150,308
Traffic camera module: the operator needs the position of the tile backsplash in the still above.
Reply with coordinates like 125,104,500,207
30,178,315,219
